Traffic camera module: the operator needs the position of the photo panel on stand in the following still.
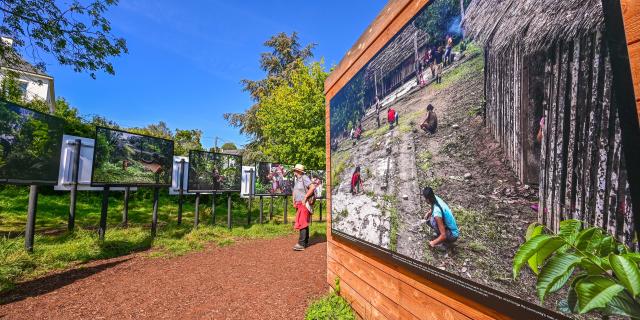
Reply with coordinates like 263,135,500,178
91,127,174,186
0,100,64,185
329,0,637,318
254,162,293,196
187,150,242,193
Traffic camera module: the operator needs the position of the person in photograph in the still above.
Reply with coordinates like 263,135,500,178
427,47,436,79
434,47,444,84
350,166,362,195
292,164,315,251
354,123,363,140
423,187,459,250
444,35,454,66
388,107,398,128
420,104,438,134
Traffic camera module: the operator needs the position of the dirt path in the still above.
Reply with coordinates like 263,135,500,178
0,235,328,320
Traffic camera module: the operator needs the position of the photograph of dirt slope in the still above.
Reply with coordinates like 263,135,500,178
331,44,555,308
330,0,639,317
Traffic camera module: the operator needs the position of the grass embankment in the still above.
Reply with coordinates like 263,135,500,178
0,186,327,293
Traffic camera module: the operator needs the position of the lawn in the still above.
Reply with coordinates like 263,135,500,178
0,186,327,293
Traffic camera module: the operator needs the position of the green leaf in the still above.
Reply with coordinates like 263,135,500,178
598,236,615,257
605,291,640,319
558,219,582,244
575,276,625,314
574,227,599,251
528,237,565,275
567,273,588,313
525,223,543,241
624,253,640,264
513,234,557,279
610,254,640,298
536,253,581,302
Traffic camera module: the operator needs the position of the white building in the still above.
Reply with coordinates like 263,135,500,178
0,36,55,112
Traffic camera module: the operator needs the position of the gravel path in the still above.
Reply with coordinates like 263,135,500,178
0,235,327,320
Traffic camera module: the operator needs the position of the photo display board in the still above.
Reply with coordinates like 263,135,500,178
187,150,241,193
91,127,174,186
306,169,326,199
328,0,637,318
0,100,63,185
254,162,293,196
55,135,133,191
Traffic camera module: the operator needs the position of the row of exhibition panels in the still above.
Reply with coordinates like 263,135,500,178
0,101,324,196
56,134,326,197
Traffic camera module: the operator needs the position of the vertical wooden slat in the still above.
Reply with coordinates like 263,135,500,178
595,53,613,230
565,39,581,219
547,45,560,231
575,34,594,222
554,42,571,226
584,31,605,227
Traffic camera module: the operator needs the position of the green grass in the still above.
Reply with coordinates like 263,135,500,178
432,51,484,91
418,150,433,172
361,123,389,139
305,278,356,320
397,109,424,134
0,185,327,293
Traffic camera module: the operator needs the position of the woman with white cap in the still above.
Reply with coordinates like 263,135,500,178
292,164,316,251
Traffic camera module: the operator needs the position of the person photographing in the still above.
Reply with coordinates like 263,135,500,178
292,164,316,251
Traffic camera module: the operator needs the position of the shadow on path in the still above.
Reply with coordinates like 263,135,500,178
0,258,131,305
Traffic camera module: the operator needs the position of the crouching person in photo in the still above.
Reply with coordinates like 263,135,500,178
292,164,315,251
422,187,459,250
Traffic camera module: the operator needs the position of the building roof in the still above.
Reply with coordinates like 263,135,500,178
365,22,429,82
462,0,604,53
0,49,51,78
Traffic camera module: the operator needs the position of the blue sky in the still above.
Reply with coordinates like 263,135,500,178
42,0,387,149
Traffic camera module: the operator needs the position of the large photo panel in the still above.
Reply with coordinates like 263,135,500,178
91,127,174,186
0,100,64,185
187,150,242,193
329,0,636,318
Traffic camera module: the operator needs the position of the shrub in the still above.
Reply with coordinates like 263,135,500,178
513,219,640,317
305,278,355,320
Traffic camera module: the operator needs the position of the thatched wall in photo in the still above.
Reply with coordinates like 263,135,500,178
465,0,636,246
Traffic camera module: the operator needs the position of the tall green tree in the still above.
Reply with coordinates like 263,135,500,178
129,121,172,140
174,128,203,156
257,60,327,168
224,32,327,167
0,0,127,78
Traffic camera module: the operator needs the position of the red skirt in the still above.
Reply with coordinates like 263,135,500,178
294,201,310,230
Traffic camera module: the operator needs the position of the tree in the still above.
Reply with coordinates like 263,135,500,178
220,142,237,150
174,128,203,156
129,121,172,140
0,0,127,78
257,60,327,168
224,32,315,142
224,32,326,167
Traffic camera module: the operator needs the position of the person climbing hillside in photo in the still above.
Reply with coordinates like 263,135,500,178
292,164,315,251
388,107,398,128
350,166,362,195
422,187,459,250
420,104,438,134
353,123,363,141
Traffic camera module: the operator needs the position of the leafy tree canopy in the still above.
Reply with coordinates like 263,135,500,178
0,0,127,78
224,32,327,168
174,128,203,156
220,142,237,151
